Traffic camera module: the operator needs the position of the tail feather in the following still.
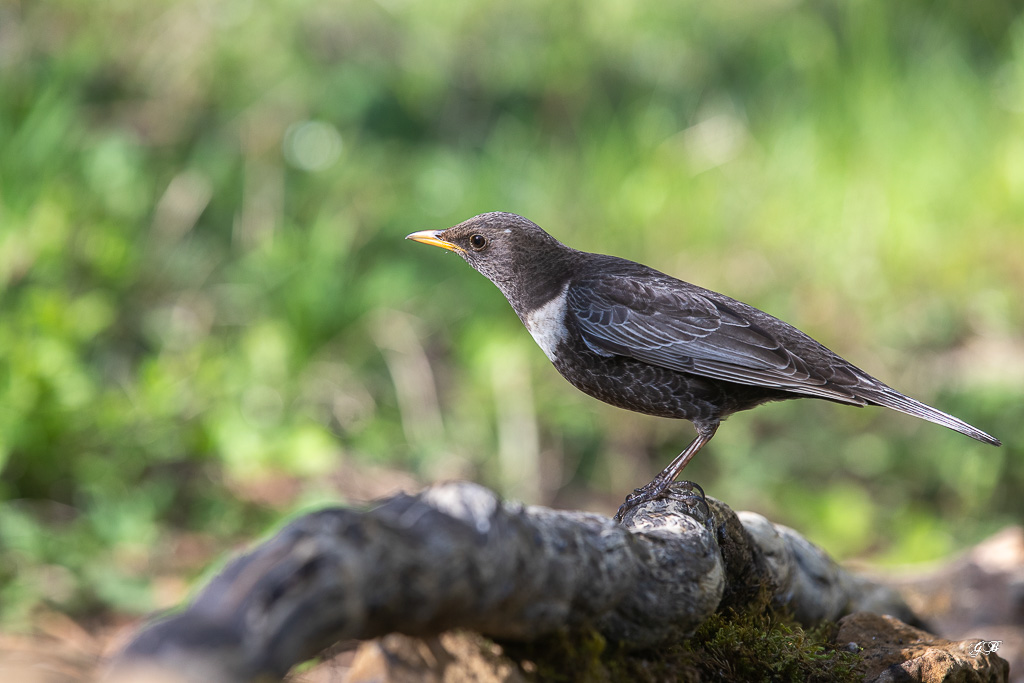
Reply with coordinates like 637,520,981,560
859,386,1001,447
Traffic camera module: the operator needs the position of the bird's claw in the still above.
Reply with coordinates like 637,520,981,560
613,489,647,522
665,481,711,520
613,480,709,523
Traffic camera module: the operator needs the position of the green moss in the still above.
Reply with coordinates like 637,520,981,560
502,611,861,683
683,612,860,683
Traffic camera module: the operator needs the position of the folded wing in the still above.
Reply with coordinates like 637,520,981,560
568,273,869,405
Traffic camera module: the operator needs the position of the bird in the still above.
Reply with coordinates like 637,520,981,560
406,212,1001,520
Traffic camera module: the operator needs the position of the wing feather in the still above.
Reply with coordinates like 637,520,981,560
567,273,865,404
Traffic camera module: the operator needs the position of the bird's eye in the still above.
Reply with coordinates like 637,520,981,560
469,234,487,250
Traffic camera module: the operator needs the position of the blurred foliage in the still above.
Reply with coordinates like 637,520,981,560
1,0,1022,626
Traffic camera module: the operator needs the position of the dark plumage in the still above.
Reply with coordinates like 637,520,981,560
407,212,1001,520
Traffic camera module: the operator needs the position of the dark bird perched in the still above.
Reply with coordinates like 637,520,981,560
407,212,1001,520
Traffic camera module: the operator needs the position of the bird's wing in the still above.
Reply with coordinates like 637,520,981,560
567,273,867,403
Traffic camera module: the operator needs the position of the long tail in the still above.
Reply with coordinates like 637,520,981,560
858,386,1001,446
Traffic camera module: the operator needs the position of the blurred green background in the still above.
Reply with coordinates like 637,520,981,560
1,0,1022,628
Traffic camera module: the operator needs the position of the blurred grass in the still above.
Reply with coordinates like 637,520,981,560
1,0,1022,626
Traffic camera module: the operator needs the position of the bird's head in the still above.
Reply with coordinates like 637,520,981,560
406,212,574,305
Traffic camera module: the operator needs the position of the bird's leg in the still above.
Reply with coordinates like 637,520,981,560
614,422,719,522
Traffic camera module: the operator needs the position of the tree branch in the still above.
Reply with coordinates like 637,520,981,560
106,482,915,682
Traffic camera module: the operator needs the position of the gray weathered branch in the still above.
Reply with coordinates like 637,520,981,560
106,481,915,682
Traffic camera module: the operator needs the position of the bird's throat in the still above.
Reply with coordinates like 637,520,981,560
522,283,570,363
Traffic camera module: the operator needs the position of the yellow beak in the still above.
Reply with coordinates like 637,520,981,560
405,230,462,253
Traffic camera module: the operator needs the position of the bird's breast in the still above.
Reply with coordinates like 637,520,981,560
523,283,570,363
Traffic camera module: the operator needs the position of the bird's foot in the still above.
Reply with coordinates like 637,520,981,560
613,489,650,523
613,479,708,523
666,480,710,520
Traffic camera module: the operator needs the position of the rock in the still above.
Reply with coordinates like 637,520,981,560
880,526,1024,682
836,612,1009,683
